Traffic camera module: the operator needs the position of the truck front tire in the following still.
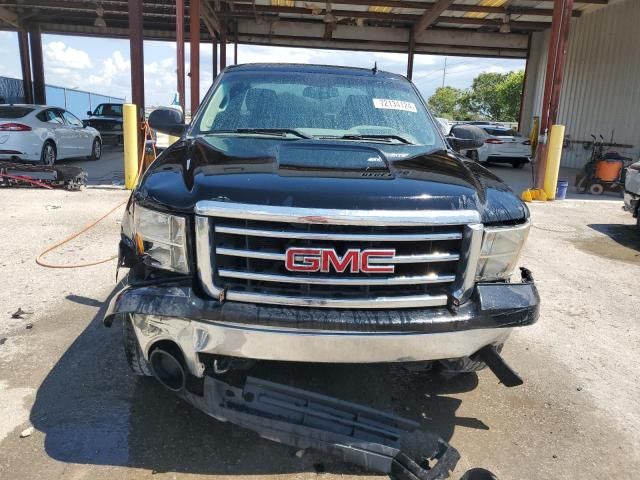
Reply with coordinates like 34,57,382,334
122,314,152,376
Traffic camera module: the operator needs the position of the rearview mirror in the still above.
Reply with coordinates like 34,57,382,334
447,124,487,152
148,108,186,137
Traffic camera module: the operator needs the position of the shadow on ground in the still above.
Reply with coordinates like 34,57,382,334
587,224,640,251
30,287,484,476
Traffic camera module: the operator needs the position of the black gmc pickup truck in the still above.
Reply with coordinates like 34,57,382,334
105,63,539,394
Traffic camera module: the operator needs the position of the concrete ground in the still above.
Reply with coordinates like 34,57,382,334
0,153,638,479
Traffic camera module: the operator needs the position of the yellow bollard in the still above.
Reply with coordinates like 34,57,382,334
543,124,565,200
123,103,139,190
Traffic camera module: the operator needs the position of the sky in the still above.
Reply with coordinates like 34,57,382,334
0,31,525,110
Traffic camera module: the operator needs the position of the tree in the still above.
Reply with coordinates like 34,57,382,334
428,86,461,119
496,70,525,122
468,72,507,120
426,69,525,122
427,87,475,120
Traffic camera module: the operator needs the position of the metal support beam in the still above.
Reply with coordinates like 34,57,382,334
201,0,222,33
17,31,34,104
219,29,227,71
218,6,549,31
414,0,455,33
234,22,238,65
29,27,46,104
406,28,415,80
190,0,201,114
222,0,584,18
176,0,186,112
213,36,218,78
128,0,145,112
518,34,532,129
535,0,574,189
0,6,19,27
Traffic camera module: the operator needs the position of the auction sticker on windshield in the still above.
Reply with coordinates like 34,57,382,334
372,98,417,113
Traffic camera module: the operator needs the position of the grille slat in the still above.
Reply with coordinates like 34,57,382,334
215,225,462,242
195,201,481,309
218,269,457,286
216,247,460,264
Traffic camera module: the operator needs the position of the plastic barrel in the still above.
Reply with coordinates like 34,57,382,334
556,180,569,200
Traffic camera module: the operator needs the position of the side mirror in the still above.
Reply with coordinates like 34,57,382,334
148,108,186,137
87,110,92,116
447,124,487,152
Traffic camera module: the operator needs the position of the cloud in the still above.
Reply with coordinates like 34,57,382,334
44,41,93,70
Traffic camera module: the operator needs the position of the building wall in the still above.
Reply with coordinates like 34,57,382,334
521,0,640,169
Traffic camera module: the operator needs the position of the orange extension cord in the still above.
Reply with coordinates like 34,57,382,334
36,122,156,268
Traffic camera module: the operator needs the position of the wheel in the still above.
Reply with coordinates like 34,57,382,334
123,314,152,376
438,343,504,374
40,141,56,166
512,161,525,169
88,137,102,160
589,183,604,195
636,207,640,233
469,150,480,163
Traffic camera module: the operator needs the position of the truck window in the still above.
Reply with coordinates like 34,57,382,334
195,70,442,147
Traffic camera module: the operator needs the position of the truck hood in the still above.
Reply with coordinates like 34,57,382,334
136,136,528,224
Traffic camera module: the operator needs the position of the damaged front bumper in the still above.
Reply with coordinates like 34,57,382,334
104,270,539,377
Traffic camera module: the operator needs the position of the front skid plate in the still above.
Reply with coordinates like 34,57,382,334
180,376,460,480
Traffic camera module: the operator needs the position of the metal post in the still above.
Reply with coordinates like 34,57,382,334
17,31,33,104
406,28,415,80
535,0,573,188
219,29,227,71
234,22,238,65
213,36,218,78
441,57,448,88
29,27,46,104
176,0,186,112
127,0,145,181
128,0,145,112
518,34,532,129
190,0,201,114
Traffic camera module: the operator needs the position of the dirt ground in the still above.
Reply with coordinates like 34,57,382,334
0,159,638,480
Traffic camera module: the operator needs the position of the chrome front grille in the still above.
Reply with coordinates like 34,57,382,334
195,201,483,309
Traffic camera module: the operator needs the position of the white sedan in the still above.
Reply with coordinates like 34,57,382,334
0,105,102,165
465,124,531,168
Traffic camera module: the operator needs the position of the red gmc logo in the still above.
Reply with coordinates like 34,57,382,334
285,248,396,274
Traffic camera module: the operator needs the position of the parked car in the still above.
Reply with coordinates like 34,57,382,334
465,125,532,168
83,103,123,145
623,160,640,231
104,63,539,409
0,105,101,164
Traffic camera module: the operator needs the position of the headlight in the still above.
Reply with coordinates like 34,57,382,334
476,221,530,281
134,205,190,273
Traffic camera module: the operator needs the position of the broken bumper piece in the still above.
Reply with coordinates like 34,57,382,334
103,271,539,368
181,375,460,480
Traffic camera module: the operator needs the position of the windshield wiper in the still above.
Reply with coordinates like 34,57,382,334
209,128,312,139
319,134,414,144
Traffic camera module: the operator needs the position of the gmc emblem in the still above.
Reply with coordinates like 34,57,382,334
285,248,396,274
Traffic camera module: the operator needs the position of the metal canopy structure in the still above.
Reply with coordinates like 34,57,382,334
1,1,607,60
0,0,609,144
